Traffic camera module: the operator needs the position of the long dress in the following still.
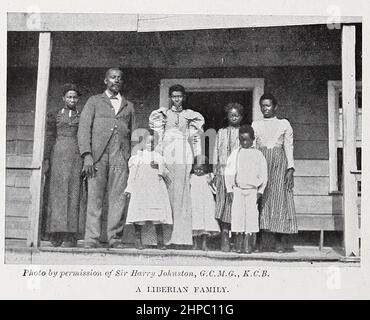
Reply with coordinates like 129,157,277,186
125,150,173,225
149,106,204,245
252,117,298,234
45,108,83,234
213,126,240,223
190,173,220,236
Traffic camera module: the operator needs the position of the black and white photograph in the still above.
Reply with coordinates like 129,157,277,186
1,0,369,300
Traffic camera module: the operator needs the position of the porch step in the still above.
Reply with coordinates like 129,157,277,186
5,240,348,265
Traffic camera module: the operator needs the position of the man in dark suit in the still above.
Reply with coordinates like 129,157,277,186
78,68,135,249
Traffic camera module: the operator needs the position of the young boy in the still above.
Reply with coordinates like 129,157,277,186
224,125,268,253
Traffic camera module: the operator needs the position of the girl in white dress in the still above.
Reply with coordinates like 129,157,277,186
124,134,172,250
190,156,220,251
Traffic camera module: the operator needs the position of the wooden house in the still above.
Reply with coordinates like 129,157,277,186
5,13,362,259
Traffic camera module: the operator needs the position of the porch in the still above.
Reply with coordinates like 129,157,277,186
6,239,349,265
5,13,362,262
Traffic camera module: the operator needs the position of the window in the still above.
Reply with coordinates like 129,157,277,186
328,81,362,193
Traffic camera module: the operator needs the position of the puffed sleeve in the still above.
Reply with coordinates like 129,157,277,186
283,119,295,170
149,107,167,152
183,109,205,157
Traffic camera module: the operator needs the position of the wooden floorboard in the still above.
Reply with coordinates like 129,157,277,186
4,239,349,265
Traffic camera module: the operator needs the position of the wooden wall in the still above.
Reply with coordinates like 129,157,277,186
6,68,37,239
35,65,346,160
294,160,343,231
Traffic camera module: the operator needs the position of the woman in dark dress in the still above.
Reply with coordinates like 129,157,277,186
44,84,83,247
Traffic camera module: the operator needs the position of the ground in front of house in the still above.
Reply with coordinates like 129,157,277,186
4,239,359,266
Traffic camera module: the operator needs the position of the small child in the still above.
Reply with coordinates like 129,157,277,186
124,133,172,250
190,156,220,251
225,125,268,254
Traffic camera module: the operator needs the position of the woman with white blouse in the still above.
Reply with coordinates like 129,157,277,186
251,93,298,252
149,84,204,248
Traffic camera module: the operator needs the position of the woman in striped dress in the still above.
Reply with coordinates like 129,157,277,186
251,93,297,252
213,103,244,251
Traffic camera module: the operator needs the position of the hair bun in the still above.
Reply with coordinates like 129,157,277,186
62,83,80,96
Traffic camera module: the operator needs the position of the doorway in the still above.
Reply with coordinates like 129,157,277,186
186,90,253,131
159,78,265,121
159,78,264,162
186,90,253,162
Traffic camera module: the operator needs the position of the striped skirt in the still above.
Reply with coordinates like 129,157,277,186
214,174,233,224
259,146,298,234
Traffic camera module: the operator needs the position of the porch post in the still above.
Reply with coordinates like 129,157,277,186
27,32,52,247
341,25,359,257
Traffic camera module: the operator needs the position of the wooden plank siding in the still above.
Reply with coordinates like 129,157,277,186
294,160,343,231
6,110,35,239
294,177,330,195
6,170,32,188
6,155,33,168
6,65,40,240
6,112,35,156
5,185,31,239
5,217,30,239
294,195,342,215
297,214,343,231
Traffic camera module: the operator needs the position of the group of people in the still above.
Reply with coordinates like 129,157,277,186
44,67,297,254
